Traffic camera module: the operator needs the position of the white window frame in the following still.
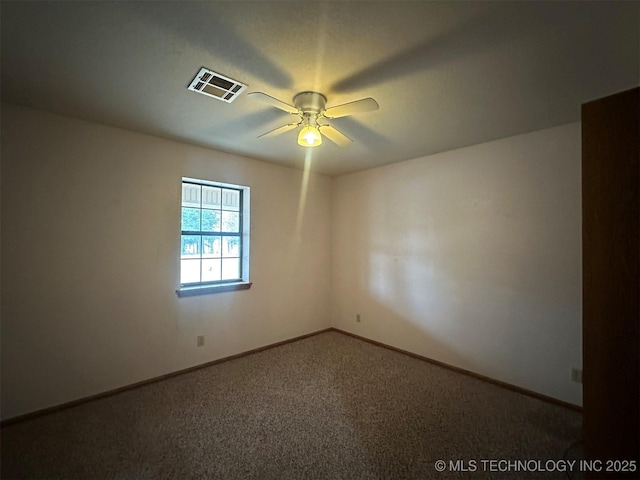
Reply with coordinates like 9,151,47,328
177,177,251,297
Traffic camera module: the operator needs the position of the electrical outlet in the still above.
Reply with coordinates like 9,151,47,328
571,368,582,383
356,314,361,323
197,335,205,347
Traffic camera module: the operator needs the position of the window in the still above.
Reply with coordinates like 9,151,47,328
177,178,250,296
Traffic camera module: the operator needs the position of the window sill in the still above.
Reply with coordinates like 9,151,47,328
176,282,252,297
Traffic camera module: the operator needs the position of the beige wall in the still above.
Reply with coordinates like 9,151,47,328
331,123,582,405
0,104,332,420
1,104,583,420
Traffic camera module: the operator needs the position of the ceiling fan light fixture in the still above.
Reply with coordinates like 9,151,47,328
250,90,376,147
298,125,322,147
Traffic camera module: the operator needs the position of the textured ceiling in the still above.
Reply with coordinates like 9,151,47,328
1,1,638,176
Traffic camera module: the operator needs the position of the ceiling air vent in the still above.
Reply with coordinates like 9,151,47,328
187,67,247,103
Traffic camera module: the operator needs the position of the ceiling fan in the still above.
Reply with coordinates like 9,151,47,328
248,91,379,147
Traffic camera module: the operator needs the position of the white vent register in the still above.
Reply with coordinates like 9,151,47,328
188,67,247,103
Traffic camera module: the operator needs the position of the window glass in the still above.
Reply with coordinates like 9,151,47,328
179,179,248,291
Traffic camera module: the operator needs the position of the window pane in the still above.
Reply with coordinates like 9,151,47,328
180,259,201,284
182,183,201,208
221,189,240,211
202,186,221,209
179,179,248,289
222,236,240,257
203,236,221,258
181,208,201,231
221,258,240,280
221,211,240,233
201,209,221,232
202,259,221,282
181,235,201,258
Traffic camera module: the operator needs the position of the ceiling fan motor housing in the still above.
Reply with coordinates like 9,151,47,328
294,92,327,114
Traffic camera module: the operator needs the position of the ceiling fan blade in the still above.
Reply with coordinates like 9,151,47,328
324,97,379,119
319,124,352,147
257,123,299,139
247,92,298,114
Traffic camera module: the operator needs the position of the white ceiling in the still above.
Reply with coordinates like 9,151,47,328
1,1,638,176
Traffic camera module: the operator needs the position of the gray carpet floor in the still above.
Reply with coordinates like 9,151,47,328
1,331,582,480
